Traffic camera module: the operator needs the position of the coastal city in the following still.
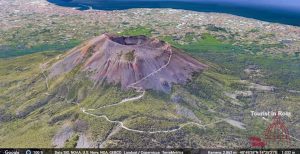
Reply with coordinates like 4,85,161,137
1,0,300,55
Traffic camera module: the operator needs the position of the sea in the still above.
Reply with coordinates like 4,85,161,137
47,0,300,26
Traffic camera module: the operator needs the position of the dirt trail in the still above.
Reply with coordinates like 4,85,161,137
39,45,228,134
81,49,174,133
81,49,228,134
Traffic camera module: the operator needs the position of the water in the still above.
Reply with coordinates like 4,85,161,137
47,0,300,26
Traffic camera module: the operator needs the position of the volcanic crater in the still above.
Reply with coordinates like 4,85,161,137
49,34,207,92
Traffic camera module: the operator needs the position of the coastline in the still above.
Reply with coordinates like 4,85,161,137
47,0,300,26
1,0,300,55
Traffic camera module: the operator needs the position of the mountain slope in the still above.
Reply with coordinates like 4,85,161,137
0,34,299,148
49,34,207,92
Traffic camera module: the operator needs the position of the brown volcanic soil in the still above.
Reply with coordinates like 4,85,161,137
49,34,207,92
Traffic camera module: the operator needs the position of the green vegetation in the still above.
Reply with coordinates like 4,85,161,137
0,39,81,58
161,33,238,53
64,134,79,148
0,120,57,147
0,29,299,148
1,1,299,147
90,92,180,122
162,33,300,90
119,26,153,37
194,50,300,90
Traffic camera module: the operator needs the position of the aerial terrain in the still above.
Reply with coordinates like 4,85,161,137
0,0,300,148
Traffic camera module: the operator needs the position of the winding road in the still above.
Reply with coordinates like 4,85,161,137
40,50,300,143
80,48,225,134
37,49,300,147
82,108,225,134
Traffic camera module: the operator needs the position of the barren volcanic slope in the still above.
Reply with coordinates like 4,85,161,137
49,34,207,92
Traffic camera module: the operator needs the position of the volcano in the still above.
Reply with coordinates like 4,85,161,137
49,34,207,92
